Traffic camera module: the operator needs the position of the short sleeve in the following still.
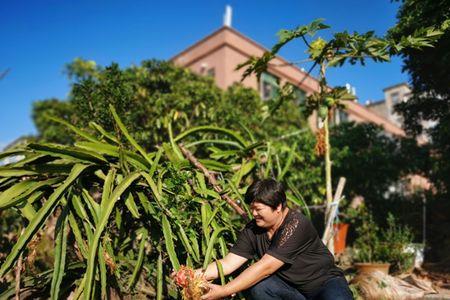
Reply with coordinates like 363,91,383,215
229,224,255,259
266,214,310,264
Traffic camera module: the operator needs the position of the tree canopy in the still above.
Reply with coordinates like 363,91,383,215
389,0,450,192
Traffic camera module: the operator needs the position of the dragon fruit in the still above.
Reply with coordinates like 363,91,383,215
173,266,209,300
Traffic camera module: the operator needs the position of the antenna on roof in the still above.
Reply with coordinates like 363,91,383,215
345,83,351,93
345,83,357,96
223,5,232,27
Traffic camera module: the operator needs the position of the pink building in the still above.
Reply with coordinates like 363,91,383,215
171,26,405,136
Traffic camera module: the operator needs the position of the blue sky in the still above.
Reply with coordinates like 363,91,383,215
0,0,405,148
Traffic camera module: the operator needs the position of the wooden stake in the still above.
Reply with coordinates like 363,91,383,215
322,177,346,254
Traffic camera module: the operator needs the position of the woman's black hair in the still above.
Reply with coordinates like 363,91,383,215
244,178,286,209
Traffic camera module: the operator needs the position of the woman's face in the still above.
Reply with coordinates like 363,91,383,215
250,201,281,229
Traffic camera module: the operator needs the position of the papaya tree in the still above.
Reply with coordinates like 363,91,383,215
239,18,444,249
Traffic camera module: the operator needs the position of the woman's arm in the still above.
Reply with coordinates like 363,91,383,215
201,254,284,300
200,252,248,280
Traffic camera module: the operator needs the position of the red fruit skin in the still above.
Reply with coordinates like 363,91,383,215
174,266,194,288
175,271,187,287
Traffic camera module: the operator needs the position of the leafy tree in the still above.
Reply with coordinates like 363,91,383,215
389,0,450,193
330,122,428,239
389,0,450,262
32,99,75,145
32,59,324,201
64,57,100,81
53,60,224,149
331,122,426,202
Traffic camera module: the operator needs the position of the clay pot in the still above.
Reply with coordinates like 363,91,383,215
354,262,391,275
333,223,349,255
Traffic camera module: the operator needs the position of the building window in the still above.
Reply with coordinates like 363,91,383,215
207,67,215,78
292,86,306,104
330,109,349,126
391,92,400,104
338,109,348,123
260,72,279,100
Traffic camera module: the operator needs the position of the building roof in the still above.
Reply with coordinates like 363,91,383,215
382,82,410,92
172,26,290,70
366,99,386,107
172,26,405,136
171,26,320,93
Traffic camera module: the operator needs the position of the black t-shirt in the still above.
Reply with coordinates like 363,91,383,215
230,209,344,295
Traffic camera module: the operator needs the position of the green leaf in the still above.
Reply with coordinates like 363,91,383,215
218,237,228,258
76,141,150,171
264,142,272,178
98,244,107,300
8,154,47,168
8,178,63,208
141,172,171,216
232,160,255,187
198,159,231,172
28,143,107,163
125,193,140,219
109,105,153,167
174,126,247,148
50,204,69,300
0,180,37,209
127,228,148,290
203,228,227,270
72,274,86,300
89,121,119,144
0,164,89,277
136,191,157,216
161,215,180,271
196,172,207,197
0,168,37,177
177,224,198,262
286,180,311,219
184,139,242,149
84,172,141,300
71,194,89,221
189,232,201,263
156,252,163,300
68,212,88,258
148,147,163,178
100,169,116,213
168,121,184,161
201,202,211,246
81,189,100,225
18,202,37,222
47,115,99,143
0,149,26,161
278,142,297,181
216,260,226,286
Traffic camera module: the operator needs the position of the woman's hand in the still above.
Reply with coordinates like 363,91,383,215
200,283,229,300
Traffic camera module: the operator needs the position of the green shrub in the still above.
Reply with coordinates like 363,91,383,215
353,210,414,273
381,214,415,274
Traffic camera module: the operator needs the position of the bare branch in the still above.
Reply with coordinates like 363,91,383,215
178,143,249,220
